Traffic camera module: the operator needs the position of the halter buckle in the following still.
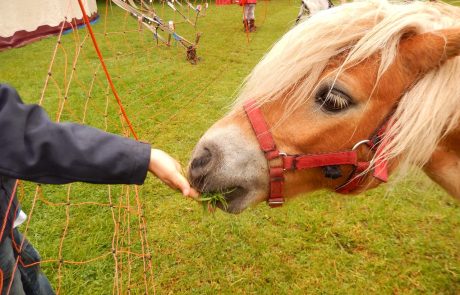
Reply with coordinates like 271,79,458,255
268,198,284,206
278,152,290,171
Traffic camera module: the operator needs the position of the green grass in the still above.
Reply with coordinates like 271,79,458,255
1,0,460,294
200,192,230,212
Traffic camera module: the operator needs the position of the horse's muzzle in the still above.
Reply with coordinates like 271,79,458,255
188,123,270,213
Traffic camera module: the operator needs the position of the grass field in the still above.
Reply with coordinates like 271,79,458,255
1,0,459,294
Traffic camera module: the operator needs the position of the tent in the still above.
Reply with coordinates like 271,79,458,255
0,0,98,50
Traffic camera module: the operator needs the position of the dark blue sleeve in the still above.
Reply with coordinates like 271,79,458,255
0,84,150,185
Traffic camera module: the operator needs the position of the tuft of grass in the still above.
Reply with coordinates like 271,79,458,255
199,192,228,212
199,190,234,213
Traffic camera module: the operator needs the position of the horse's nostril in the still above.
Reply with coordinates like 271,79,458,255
191,147,212,170
189,147,216,191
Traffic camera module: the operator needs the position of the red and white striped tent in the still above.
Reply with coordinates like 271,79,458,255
0,0,98,50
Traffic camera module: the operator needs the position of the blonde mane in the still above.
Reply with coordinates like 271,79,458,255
234,0,460,173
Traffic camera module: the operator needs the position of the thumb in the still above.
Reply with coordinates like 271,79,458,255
172,173,192,196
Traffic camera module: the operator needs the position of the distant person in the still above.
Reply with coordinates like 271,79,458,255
0,84,198,294
239,0,257,32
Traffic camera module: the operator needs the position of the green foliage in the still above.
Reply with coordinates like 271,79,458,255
0,0,459,294
200,191,231,212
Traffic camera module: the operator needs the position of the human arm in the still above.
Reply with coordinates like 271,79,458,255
0,84,197,197
0,84,150,184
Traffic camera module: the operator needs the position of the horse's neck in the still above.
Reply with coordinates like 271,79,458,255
423,125,460,200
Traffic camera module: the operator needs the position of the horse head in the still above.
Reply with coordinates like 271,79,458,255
189,0,460,213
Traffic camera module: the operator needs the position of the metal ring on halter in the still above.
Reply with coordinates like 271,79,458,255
268,200,285,205
352,140,371,151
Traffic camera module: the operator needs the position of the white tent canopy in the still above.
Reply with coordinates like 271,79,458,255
0,0,98,50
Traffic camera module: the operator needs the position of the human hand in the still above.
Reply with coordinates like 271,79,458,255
148,149,199,198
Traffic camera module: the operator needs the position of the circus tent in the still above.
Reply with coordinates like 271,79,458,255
0,0,98,50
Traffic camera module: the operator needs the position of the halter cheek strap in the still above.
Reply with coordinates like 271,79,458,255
242,101,285,206
244,99,390,207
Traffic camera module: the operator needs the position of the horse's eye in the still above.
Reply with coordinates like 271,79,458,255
315,88,352,113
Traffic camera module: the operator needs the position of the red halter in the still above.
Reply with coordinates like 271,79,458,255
243,99,390,207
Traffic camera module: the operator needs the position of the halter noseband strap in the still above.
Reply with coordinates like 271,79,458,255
243,99,390,208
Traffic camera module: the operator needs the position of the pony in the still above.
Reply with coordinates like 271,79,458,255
296,0,334,24
188,0,460,214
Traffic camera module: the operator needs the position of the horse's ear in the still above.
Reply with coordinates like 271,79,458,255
398,28,460,76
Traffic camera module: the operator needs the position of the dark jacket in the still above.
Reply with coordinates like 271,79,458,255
0,84,151,241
